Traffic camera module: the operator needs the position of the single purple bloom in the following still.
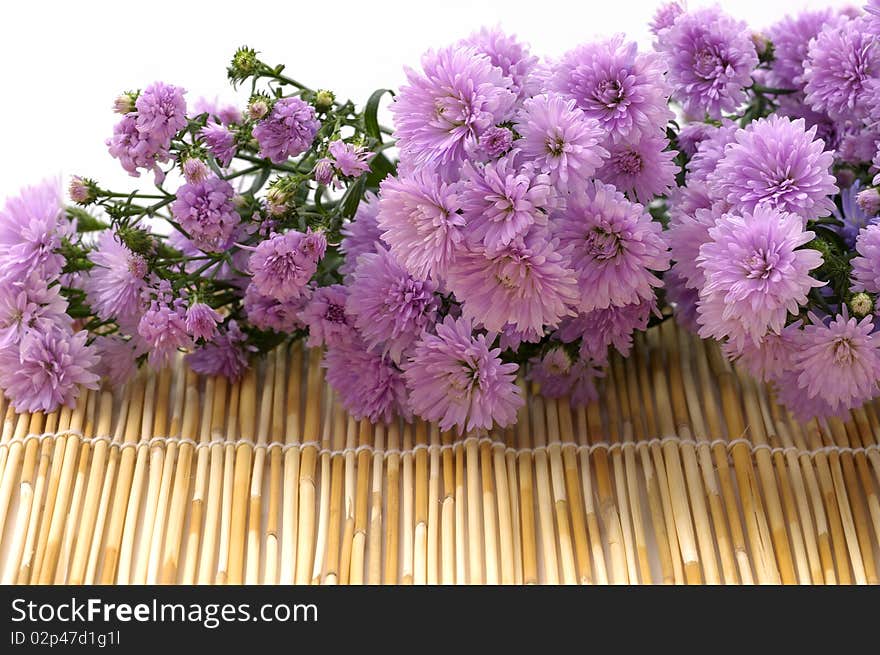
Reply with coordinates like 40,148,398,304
186,320,253,381
595,133,679,204
300,284,353,348
248,229,326,301
84,230,148,328
252,97,320,164
200,121,237,168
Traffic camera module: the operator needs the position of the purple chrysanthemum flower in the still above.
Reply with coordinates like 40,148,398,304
676,121,717,157
248,229,326,301
723,321,801,384
328,140,373,177
340,192,382,279
171,176,240,253
665,269,701,332
659,7,758,119
137,300,192,369
107,114,168,179
376,171,464,281
460,153,554,253
243,284,308,333
0,325,99,413
595,134,679,204
84,230,148,327
515,93,608,190
323,335,410,424
834,181,879,248
193,97,240,126
668,205,720,290
300,284,353,348
134,82,187,145
791,310,880,414
708,115,838,220
852,224,880,293
557,299,656,362
685,119,739,183
650,2,685,39
391,46,516,174
200,121,237,168
186,320,253,381
803,17,880,122
446,227,579,334
527,347,603,406
477,126,514,159
0,181,70,284
403,316,523,433
867,0,880,33
93,334,141,387
696,206,824,349
252,97,320,164
766,9,845,94
551,34,673,142
554,180,669,312
185,302,221,341
461,27,539,101
0,277,67,348
346,246,439,363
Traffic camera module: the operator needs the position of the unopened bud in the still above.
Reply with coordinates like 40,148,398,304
314,89,335,113
850,292,874,318
68,176,96,205
113,92,138,114
856,188,880,216
182,158,210,184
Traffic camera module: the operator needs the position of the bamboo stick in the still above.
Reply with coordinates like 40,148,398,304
349,418,372,585
247,360,274,584
516,386,537,584
160,369,201,584
280,343,303,584
294,347,323,584
413,419,429,584
426,424,441,584
310,389,334,585
2,412,45,584
383,420,401,584
229,367,258,584
529,390,559,584
339,415,357,584
557,401,592,584
402,421,415,584
504,426,523,584
492,428,516,585
38,392,89,584
265,347,287,585
322,401,348,585
574,405,608,584
440,428,456,584
543,393,576,584
849,406,880,558
479,431,500,585
367,422,386,584
0,409,33,555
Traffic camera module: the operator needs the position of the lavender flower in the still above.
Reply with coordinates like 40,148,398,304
477,126,514,159
252,97,320,164
137,300,192,368
650,2,685,40
803,17,880,122
527,347,603,406
376,171,464,281
0,277,67,348
675,121,717,157
554,180,669,312
107,114,167,178
300,284,353,348
659,7,758,119
696,206,824,349
723,322,801,383
665,270,701,332
193,97,240,125
460,154,555,253
834,181,879,248
185,302,221,341
93,335,141,387
857,187,880,216
557,300,656,362
134,82,187,145
200,121,237,168
852,224,880,293
685,119,739,183
0,326,99,413
340,193,382,279
323,335,410,423
708,116,837,220
791,310,880,414
461,27,539,101
595,134,679,204
171,177,240,252
668,205,720,290
243,284,308,333
446,227,579,334
515,93,608,190
182,158,210,184
186,320,253,381
346,246,439,363
551,35,673,142
766,9,845,94
328,140,373,177
248,229,326,301
391,46,516,174
403,316,523,433
84,230,148,328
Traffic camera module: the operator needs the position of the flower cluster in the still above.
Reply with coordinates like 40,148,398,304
4,3,880,430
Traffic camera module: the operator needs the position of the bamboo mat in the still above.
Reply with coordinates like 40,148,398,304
0,320,878,585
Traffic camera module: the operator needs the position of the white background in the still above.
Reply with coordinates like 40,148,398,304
0,0,853,201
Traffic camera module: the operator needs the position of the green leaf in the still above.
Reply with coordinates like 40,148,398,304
364,88,394,141
341,177,367,219
365,152,396,189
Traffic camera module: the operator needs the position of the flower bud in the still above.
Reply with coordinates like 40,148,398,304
752,33,774,63
228,46,260,82
834,168,856,190
182,158,210,184
68,176,96,205
248,97,270,120
314,89,335,113
113,92,138,114
313,158,334,186
850,292,874,318
857,188,880,216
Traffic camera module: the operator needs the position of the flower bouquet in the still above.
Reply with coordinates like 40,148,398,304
2,1,880,437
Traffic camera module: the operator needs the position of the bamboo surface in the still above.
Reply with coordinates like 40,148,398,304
0,321,878,584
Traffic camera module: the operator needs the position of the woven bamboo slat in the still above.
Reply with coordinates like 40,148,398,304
0,321,878,584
